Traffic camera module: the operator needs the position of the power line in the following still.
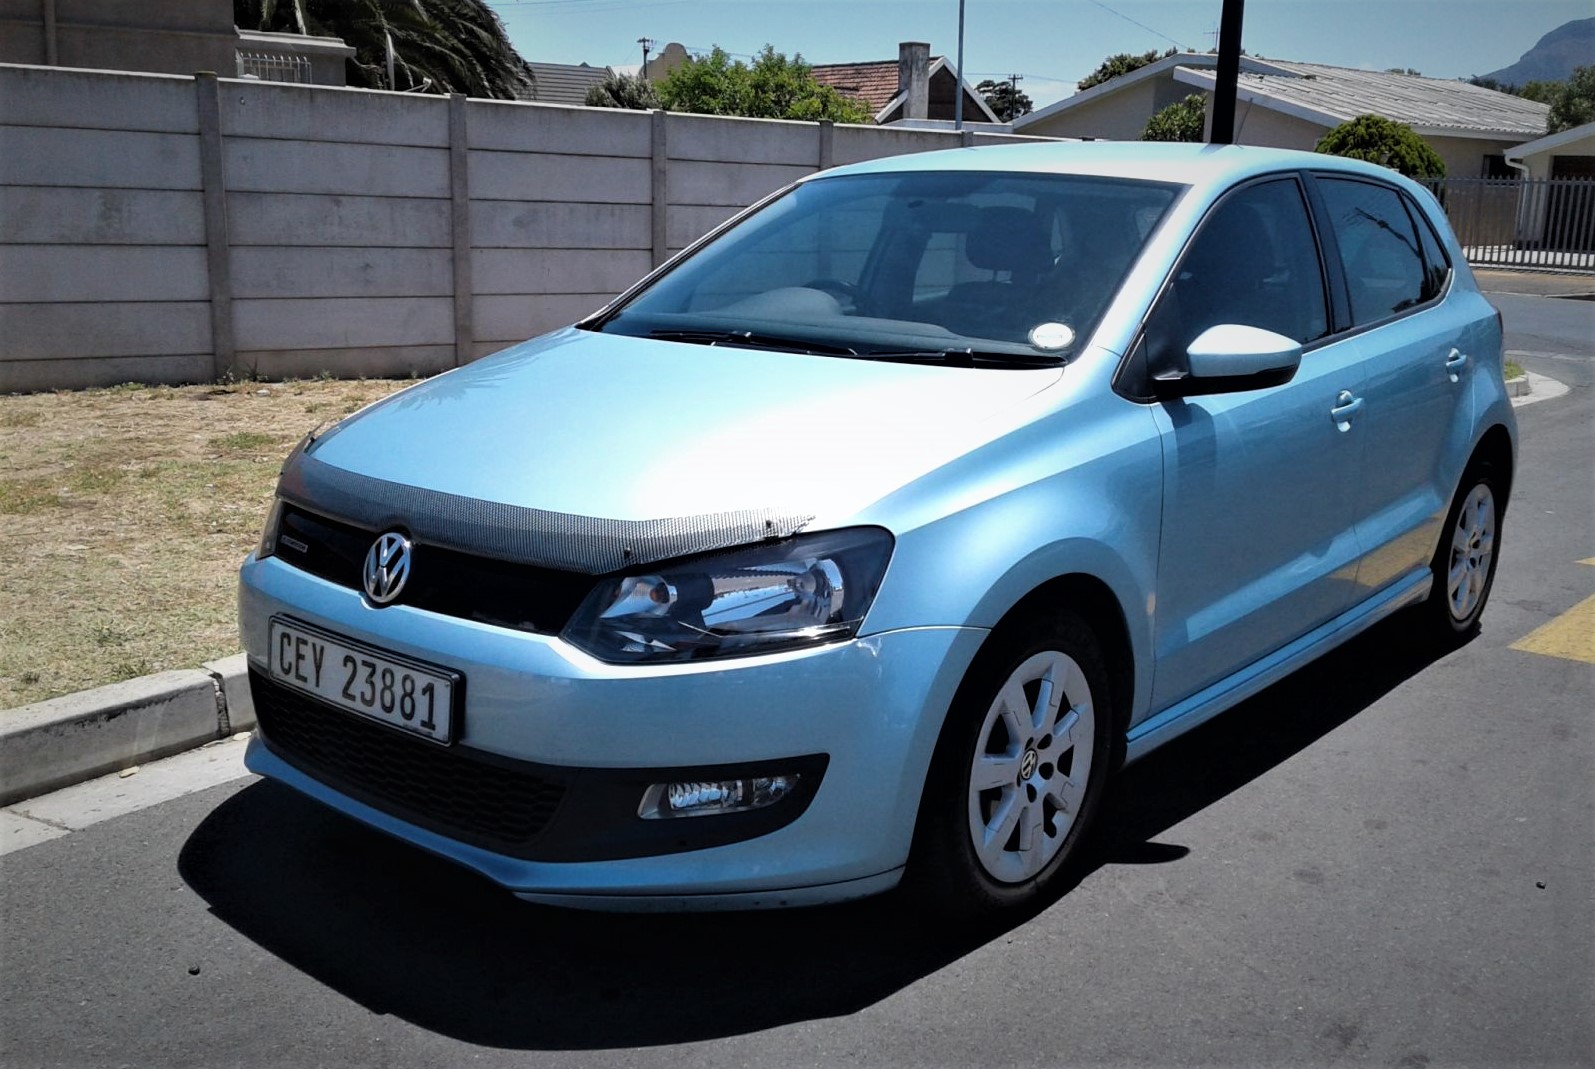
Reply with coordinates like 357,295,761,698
1079,0,1192,51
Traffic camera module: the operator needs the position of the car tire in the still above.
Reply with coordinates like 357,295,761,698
1422,459,1503,642
906,610,1115,916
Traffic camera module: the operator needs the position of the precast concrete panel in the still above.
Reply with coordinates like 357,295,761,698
232,296,454,351
0,301,211,359
0,245,209,302
469,248,652,296
468,201,651,250
222,138,450,198
0,187,205,244
665,204,740,249
237,344,456,381
669,113,822,166
668,160,813,207
219,80,450,148
226,192,452,248
0,66,197,133
467,100,652,158
230,247,454,300
473,293,613,341
0,126,200,189
0,353,213,392
468,150,652,203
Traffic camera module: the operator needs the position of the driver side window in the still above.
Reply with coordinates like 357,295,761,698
1145,178,1329,378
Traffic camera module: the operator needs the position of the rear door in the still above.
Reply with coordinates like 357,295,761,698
1310,175,1477,594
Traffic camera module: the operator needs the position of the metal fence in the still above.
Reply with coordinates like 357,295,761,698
1431,177,1595,272
237,50,313,84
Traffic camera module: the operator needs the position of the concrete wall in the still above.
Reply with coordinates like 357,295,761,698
0,63,1051,392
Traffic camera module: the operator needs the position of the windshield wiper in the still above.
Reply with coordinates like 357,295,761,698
647,329,858,357
856,347,1068,369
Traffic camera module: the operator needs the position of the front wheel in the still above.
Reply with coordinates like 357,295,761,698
906,612,1114,916
1423,460,1503,640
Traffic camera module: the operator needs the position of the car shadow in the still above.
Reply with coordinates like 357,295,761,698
178,614,1457,1050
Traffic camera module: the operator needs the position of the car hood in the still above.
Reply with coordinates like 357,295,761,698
306,328,1062,528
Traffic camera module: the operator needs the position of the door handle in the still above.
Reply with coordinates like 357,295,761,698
1330,390,1363,430
1444,348,1468,382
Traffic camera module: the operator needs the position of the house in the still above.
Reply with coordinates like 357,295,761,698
811,42,1000,125
522,61,611,106
1013,52,1551,178
1503,121,1595,253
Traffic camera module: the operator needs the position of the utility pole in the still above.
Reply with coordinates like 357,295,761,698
954,0,966,130
638,37,654,79
1209,0,1244,144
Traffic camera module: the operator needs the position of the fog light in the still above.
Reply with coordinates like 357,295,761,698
639,775,800,819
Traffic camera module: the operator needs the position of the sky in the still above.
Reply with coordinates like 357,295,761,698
483,0,1591,110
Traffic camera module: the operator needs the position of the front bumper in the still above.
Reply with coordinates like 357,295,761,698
239,553,985,907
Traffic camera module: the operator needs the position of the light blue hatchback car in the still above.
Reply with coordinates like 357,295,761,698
239,142,1515,914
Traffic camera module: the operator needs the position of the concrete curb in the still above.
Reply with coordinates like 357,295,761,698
0,654,254,807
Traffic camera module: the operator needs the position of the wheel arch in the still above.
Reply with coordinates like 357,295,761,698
1471,422,1515,511
971,573,1137,760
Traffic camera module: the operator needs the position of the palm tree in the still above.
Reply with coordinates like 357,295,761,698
235,0,534,100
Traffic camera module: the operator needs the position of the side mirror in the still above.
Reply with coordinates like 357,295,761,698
1154,324,1303,397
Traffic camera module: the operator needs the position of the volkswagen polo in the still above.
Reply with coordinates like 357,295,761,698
239,142,1514,914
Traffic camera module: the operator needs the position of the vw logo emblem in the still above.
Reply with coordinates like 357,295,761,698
362,531,412,605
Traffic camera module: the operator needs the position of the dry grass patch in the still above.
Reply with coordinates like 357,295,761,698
0,378,415,709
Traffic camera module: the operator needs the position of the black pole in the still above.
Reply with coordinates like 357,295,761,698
1209,0,1244,144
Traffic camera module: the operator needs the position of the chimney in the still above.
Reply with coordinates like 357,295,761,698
898,41,930,120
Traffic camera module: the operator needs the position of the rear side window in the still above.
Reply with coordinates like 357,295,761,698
1144,177,1328,375
1408,198,1452,302
1318,177,1430,324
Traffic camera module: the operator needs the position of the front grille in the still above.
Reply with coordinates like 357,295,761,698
251,670,568,852
273,504,594,634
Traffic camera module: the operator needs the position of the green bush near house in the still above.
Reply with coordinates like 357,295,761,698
1315,114,1446,179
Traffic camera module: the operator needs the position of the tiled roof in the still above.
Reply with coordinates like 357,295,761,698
810,59,914,113
523,61,611,106
1176,58,1551,138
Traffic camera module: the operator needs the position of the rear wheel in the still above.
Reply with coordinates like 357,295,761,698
1423,460,1503,640
907,611,1114,915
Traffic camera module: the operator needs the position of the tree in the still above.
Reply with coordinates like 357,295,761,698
234,0,533,99
975,79,1033,122
1548,65,1595,133
1076,48,1177,91
1518,79,1563,104
655,46,873,122
584,71,660,110
1315,114,1446,179
1141,93,1206,141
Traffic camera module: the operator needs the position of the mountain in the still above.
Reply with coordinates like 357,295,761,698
1481,18,1595,85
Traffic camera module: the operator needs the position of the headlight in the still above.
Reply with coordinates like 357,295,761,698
564,527,893,663
255,497,285,560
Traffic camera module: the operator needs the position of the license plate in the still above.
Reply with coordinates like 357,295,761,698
268,617,460,744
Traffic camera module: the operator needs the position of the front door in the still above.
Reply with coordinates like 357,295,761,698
1146,176,1366,710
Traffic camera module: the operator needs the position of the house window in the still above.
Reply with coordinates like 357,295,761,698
1550,156,1595,179
1481,155,1513,178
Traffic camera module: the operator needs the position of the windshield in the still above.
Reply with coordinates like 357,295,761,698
591,170,1182,363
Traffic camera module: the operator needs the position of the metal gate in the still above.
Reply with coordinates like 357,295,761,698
1430,177,1595,271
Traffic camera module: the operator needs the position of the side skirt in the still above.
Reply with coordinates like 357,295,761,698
1125,568,1432,762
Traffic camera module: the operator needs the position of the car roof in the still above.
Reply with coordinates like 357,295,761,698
812,140,1414,193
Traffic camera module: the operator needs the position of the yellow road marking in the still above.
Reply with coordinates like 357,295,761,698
1511,558,1595,666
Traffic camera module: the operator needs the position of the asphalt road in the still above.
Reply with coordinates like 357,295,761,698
2,295,1591,1068
1494,287,1595,388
